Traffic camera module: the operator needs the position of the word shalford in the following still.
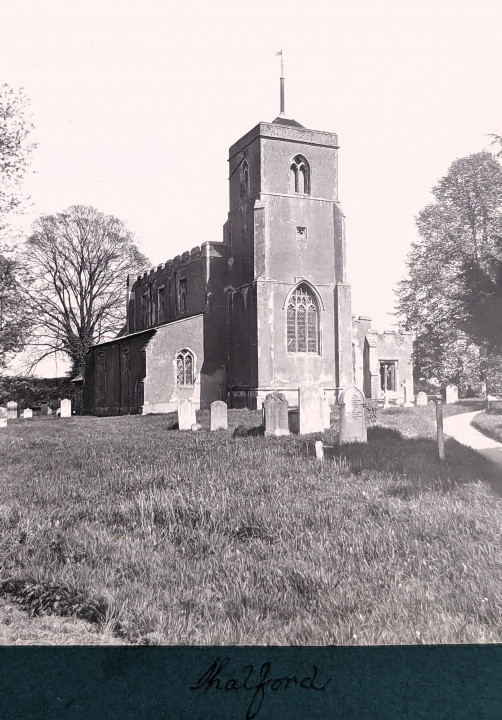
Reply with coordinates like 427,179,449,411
191,656,331,720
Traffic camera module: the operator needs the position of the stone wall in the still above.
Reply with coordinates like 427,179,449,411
364,329,414,399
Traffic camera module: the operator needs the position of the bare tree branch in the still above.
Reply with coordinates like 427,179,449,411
22,205,149,375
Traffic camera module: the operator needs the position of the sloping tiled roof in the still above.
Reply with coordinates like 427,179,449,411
272,116,305,128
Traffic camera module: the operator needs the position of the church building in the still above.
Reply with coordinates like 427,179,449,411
83,104,413,415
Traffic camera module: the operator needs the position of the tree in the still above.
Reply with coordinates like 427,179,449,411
0,84,36,224
0,85,36,368
0,252,31,369
396,151,502,390
24,205,149,375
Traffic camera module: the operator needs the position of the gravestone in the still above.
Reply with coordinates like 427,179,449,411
416,391,428,406
23,408,33,419
6,401,17,420
210,400,228,431
480,382,487,397
288,408,299,434
264,392,289,437
60,398,72,418
403,379,414,407
0,407,7,428
487,396,502,413
445,384,458,404
178,399,196,430
40,403,49,416
339,385,367,444
315,440,324,461
299,385,325,435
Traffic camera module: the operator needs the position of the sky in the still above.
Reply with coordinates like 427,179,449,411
2,0,502,376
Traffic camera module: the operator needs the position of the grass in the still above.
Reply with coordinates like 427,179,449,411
471,410,502,443
1,403,502,646
0,597,126,645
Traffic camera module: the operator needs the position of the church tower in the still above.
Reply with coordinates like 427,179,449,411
224,108,353,408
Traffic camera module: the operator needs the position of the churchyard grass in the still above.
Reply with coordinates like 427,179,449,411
471,410,502,443
1,403,501,645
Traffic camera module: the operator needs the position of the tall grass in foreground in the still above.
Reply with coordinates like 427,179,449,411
1,407,501,645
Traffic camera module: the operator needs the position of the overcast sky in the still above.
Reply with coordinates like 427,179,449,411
3,0,502,375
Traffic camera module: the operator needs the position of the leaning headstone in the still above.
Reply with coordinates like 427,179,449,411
40,403,49,416
299,386,325,435
264,392,289,437
445,384,458,404
416,391,428,406
315,440,324,461
47,406,53,415
403,379,414,407
210,400,228,431
23,408,33,419
60,398,72,418
178,399,196,430
6,401,17,420
339,385,367,444
0,407,7,428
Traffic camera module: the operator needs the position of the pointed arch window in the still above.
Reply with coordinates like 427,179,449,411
287,284,320,353
239,160,250,200
290,155,310,194
176,348,194,386
96,351,106,402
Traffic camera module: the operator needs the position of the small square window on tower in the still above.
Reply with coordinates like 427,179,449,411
296,226,307,240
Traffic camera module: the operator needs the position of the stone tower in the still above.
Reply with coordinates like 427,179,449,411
224,115,353,408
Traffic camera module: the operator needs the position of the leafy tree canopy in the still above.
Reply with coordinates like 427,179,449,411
397,151,502,390
0,85,36,369
0,84,36,223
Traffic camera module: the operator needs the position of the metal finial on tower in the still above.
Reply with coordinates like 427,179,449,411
275,49,285,116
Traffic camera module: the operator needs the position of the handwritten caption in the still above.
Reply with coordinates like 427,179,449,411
190,656,331,719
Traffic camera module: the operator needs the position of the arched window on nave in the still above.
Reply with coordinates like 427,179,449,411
176,348,195,385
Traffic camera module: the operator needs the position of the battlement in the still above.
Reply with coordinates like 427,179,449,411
366,329,414,346
229,121,339,160
133,241,228,289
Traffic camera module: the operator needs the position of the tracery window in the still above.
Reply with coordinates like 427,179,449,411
287,284,319,354
290,155,310,194
176,348,194,386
